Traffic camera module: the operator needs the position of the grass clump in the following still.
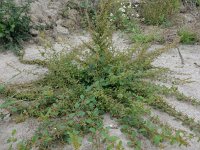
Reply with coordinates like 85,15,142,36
1,0,198,149
0,0,31,54
132,31,164,44
0,84,5,93
178,28,199,44
140,0,180,25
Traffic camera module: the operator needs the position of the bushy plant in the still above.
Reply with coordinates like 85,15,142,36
1,0,199,149
132,32,165,44
178,28,199,44
140,0,180,25
109,1,136,31
0,0,31,54
62,0,137,32
198,0,200,5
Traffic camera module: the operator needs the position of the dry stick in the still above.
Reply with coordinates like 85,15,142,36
194,62,200,68
177,47,184,65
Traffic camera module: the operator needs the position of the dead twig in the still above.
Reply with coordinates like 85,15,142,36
194,62,200,68
177,47,184,65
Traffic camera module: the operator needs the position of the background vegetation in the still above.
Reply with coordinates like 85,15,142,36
140,0,180,25
0,0,31,54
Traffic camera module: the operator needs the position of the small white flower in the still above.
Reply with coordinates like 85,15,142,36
136,13,140,18
122,13,126,17
179,132,184,137
135,4,138,8
110,13,114,17
119,7,125,13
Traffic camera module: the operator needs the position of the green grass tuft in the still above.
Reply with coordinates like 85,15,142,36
178,28,199,44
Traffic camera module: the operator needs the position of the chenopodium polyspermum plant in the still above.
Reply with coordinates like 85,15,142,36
0,0,194,149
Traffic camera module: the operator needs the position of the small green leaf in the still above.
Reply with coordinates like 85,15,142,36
7,138,12,143
153,135,162,145
68,113,75,119
85,99,91,104
86,119,93,124
75,103,80,109
80,95,84,100
117,93,123,99
107,136,118,142
89,128,96,133
10,24,15,32
0,100,17,109
0,84,5,93
12,129,17,136
77,111,85,117
0,33,4,38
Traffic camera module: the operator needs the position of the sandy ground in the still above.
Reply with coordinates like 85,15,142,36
152,45,200,100
0,52,48,85
1,32,200,149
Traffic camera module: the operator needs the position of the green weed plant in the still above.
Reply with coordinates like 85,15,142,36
140,0,180,25
178,28,199,44
0,0,31,54
1,0,200,149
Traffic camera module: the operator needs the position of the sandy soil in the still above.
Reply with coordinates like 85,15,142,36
0,98,39,150
0,52,48,85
